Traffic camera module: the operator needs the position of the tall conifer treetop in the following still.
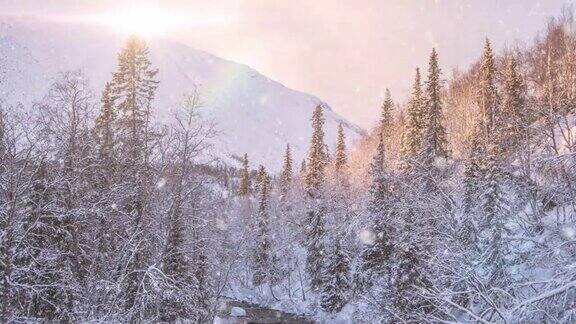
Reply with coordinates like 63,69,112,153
422,48,449,161
380,89,394,135
305,105,327,197
334,123,347,173
238,153,251,196
279,144,293,195
111,35,159,162
402,67,425,161
477,38,499,133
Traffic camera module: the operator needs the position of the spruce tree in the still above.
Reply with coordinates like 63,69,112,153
477,38,499,133
300,159,307,179
110,35,159,311
304,105,328,290
462,41,513,299
279,144,293,196
478,140,510,288
305,105,327,196
500,56,526,148
402,68,425,161
462,123,485,219
334,123,347,173
161,202,191,321
358,134,393,287
16,163,75,322
95,82,115,176
238,153,251,196
253,165,276,286
422,48,449,163
320,240,351,313
112,35,159,164
380,89,394,136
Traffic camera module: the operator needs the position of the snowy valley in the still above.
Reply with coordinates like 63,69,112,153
2,5,576,324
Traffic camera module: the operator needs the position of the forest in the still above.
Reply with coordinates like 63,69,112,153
3,8,576,324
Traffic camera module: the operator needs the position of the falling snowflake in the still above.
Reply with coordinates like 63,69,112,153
560,225,575,240
359,229,376,245
216,218,228,230
156,178,167,189
111,203,117,210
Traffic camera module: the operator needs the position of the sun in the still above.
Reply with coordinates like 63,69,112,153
95,3,189,37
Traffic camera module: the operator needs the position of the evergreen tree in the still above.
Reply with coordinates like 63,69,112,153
16,163,75,322
253,165,277,286
320,240,351,313
500,56,526,148
402,68,425,161
358,134,393,287
304,105,328,290
422,48,449,162
238,153,251,196
110,35,159,311
279,144,293,196
477,141,510,288
161,201,191,321
305,105,327,196
334,123,347,173
380,89,394,136
477,38,500,133
300,159,307,179
94,82,115,177
112,35,159,164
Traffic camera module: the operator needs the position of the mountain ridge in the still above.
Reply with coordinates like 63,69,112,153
0,16,363,171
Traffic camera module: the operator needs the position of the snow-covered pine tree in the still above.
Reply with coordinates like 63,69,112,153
401,68,425,163
358,134,393,288
305,105,328,195
304,105,328,290
111,35,159,164
477,38,500,134
238,153,251,196
253,165,278,286
320,239,351,313
279,144,293,196
95,82,115,180
110,35,159,312
334,122,347,174
300,159,307,179
15,162,75,322
462,122,484,229
500,56,526,149
458,41,513,315
161,196,191,321
93,82,118,282
477,140,511,289
421,48,449,163
380,89,394,136
462,40,500,236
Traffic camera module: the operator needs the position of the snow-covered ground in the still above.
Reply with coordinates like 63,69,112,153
0,16,363,171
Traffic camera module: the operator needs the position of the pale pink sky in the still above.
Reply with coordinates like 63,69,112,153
0,0,570,127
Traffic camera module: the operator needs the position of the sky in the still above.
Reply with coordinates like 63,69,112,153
0,0,571,128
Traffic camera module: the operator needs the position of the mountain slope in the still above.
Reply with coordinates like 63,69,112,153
0,17,363,171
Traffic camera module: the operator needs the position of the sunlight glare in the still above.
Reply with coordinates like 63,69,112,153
95,4,191,37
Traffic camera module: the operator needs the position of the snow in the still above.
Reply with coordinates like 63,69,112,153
230,306,246,317
0,17,363,171
156,178,167,189
560,225,575,240
358,229,376,245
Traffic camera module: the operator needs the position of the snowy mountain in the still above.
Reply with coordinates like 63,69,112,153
0,17,363,171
